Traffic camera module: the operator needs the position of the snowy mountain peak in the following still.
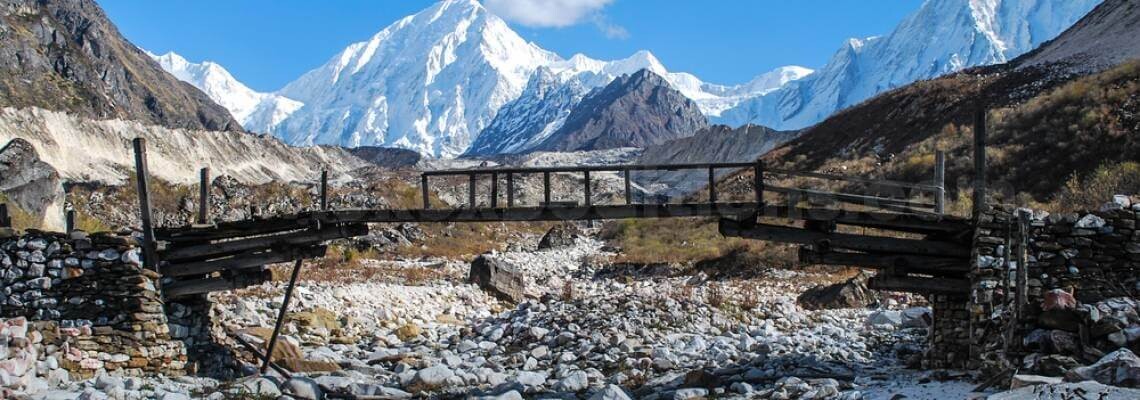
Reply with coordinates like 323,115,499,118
715,0,1100,130
147,51,303,134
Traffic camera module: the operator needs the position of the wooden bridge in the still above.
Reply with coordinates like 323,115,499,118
89,119,990,375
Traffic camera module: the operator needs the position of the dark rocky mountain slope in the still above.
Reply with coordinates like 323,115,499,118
534,69,708,152
635,125,798,198
0,0,241,131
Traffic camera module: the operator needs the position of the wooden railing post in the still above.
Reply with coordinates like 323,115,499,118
320,170,329,211
132,138,158,275
65,209,75,232
934,151,946,214
624,169,632,205
754,160,765,206
972,108,987,218
543,171,551,206
468,173,477,208
198,167,210,224
0,204,9,228
583,170,591,206
421,175,430,209
491,172,499,208
708,166,717,204
506,172,515,207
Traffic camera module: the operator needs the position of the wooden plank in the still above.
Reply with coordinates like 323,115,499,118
766,168,941,192
65,210,75,232
161,223,367,262
868,275,970,295
766,185,936,209
973,107,987,218
421,161,758,176
719,219,970,257
132,138,159,274
164,268,272,298
263,258,302,373
198,167,210,224
156,203,968,241
0,204,9,228
797,248,968,275
163,245,327,277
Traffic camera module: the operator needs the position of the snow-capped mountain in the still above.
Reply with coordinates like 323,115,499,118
272,0,560,158
715,0,1102,130
149,51,303,134
465,52,810,155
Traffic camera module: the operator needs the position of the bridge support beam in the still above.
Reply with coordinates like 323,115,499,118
798,247,968,276
719,219,969,258
868,275,970,296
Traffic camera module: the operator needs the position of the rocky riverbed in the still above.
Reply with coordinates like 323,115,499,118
8,235,1140,399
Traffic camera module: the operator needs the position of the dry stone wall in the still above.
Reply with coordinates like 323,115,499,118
0,228,186,387
931,196,1140,373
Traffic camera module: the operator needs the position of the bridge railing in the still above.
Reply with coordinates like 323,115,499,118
419,151,947,215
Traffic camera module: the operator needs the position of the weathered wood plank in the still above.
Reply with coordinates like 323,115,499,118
797,248,968,275
868,275,970,295
161,224,367,262
719,219,970,257
163,245,327,277
164,268,272,298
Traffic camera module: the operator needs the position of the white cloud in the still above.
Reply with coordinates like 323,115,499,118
485,0,623,34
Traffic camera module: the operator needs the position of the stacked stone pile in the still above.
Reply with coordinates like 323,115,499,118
0,229,187,396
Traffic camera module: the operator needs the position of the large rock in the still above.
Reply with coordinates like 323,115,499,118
469,254,529,302
1065,348,1140,388
0,139,63,228
537,223,582,250
798,272,880,310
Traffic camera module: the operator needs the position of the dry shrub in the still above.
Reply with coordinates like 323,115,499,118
671,284,694,302
706,283,726,309
1052,162,1140,212
734,281,760,311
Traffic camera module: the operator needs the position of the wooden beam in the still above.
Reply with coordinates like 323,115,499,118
973,107,987,218
198,168,211,224
624,170,632,205
0,204,9,228
490,172,499,208
162,245,327,277
263,258,302,373
65,210,75,232
506,172,514,207
766,185,936,210
719,219,970,257
320,170,329,210
708,166,717,204
868,275,969,296
583,170,591,206
163,269,272,298
934,151,945,215
161,223,367,262
798,247,968,275
421,175,430,209
754,161,764,205
543,171,551,205
468,173,476,208
132,138,159,275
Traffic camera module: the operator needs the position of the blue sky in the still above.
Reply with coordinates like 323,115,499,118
99,0,923,92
